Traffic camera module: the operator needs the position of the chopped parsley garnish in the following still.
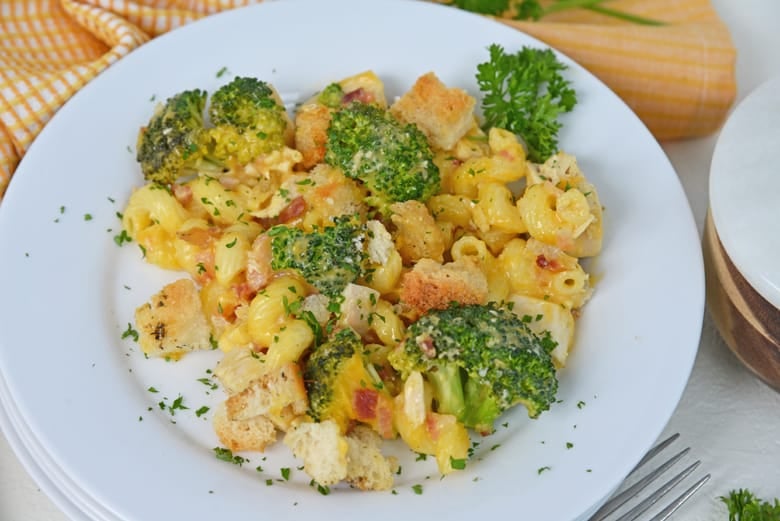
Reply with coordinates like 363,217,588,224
213,447,246,466
114,229,133,246
121,323,139,342
450,457,467,470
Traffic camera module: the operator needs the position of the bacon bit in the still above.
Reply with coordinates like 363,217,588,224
426,414,440,441
233,282,256,303
497,149,515,161
172,184,193,206
376,400,395,439
416,334,436,358
246,234,273,292
193,249,216,284
277,196,307,223
353,388,379,420
342,87,373,105
536,254,561,272
177,226,220,249
256,196,307,228
218,301,237,321
314,181,339,200
451,158,463,167
219,176,241,190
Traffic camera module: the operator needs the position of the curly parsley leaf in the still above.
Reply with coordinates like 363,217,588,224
720,489,780,520
454,0,664,25
476,43,576,163
452,0,509,15
514,0,545,20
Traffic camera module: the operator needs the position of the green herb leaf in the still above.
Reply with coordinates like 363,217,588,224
476,43,576,163
452,0,509,15
450,457,467,470
720,489,780,520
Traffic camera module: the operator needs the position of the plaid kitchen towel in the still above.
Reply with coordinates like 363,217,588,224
0,0,737,199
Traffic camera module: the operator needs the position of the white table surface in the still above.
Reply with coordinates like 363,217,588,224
3,1,780,519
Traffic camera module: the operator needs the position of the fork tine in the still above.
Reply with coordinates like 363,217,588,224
632,433,680,472
646,474,711,521
588,446,690,521
612,460,702,521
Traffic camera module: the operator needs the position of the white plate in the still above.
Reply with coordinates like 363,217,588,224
0,1,704,520
710,74,780,310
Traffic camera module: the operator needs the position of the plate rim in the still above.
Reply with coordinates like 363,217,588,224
0,1,705,520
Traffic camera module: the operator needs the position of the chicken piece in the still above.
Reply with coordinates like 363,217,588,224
339,283,381,338
214,345,268,395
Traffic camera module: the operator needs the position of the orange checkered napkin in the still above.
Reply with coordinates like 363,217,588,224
0,0,736,200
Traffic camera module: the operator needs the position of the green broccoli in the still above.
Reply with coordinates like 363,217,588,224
136,89,208,185
317,83,344,109
303,328,394,436
324,102,440,209
202,76,289,168
267,216,367,298
388,302,558,435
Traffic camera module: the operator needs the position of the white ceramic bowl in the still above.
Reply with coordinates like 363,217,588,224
708,74,780,390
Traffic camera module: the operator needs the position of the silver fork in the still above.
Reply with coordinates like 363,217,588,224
587,433,711,521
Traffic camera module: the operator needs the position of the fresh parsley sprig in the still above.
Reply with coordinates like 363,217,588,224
721,489,780,521
452,0,665,26
476,43,576,163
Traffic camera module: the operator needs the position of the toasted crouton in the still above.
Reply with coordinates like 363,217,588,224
284,420,349,486
224,361,308,431
345,426,396,491
400,258,488,316
134,278,211,358
390,72,476,151
389,200,446,264
283,420,396,491
294,103,332,169
213,403,277,453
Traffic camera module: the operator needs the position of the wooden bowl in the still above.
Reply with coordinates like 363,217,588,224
704,210,780,391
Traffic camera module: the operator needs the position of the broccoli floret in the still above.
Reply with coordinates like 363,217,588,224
388,302,558,434
136,89,207,185
324,102,440,209
202,76,289,167
268,216,367,298
304,328,393,436
317,83,344,109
